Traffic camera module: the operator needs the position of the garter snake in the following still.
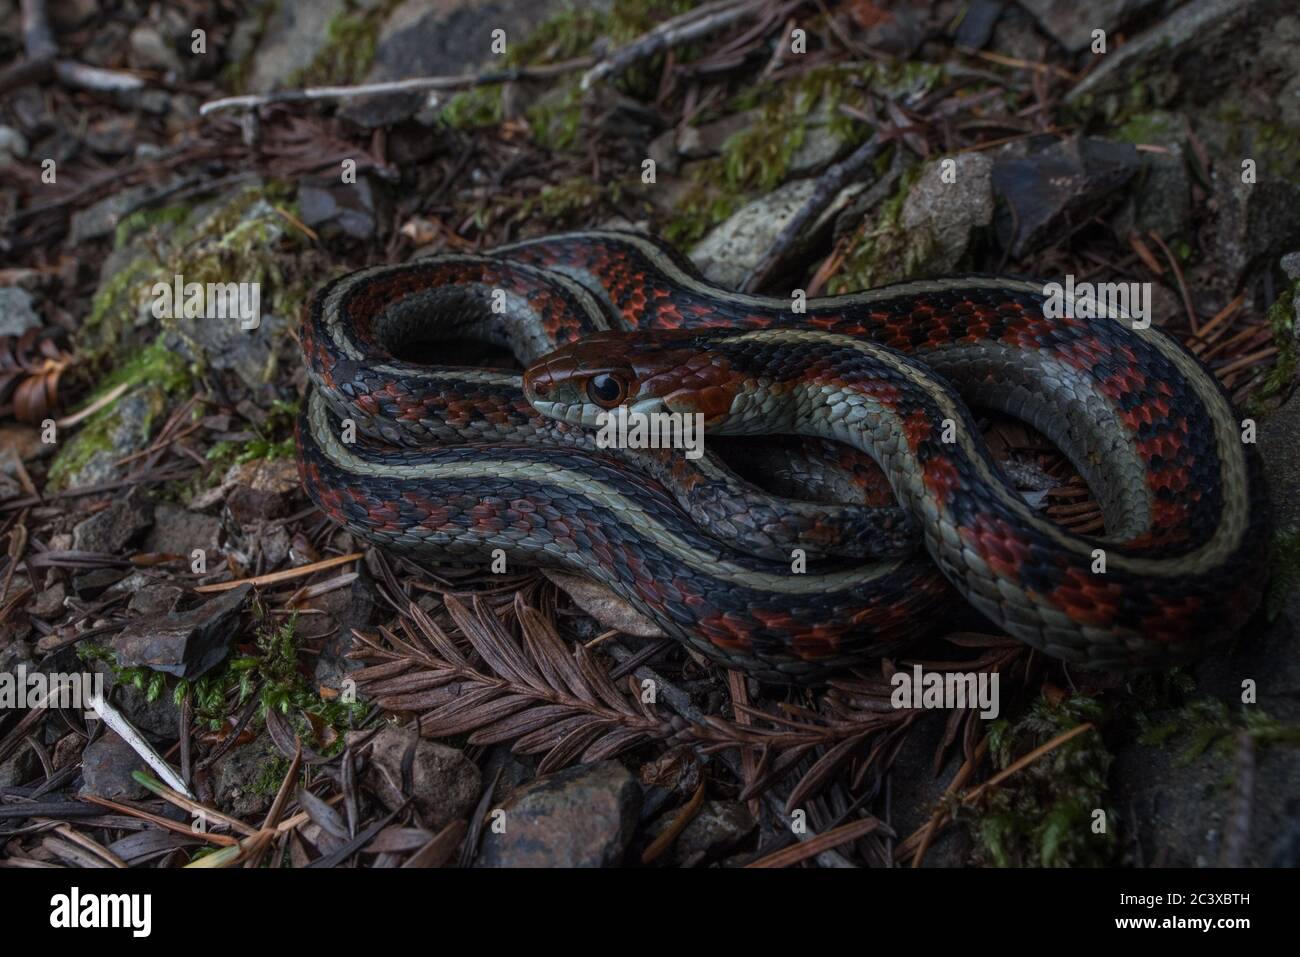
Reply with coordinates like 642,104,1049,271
297,230,1268,682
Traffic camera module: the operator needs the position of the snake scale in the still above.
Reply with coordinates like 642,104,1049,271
297,230,1268,682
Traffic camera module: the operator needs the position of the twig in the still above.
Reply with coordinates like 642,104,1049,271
581,0,765,90
193,552,363,592
739,132,884,293
746,816,882,867
86,691,194,798
199,58,594,115
1148,229,1198,333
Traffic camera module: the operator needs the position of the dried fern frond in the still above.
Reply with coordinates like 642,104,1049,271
0,327,75,423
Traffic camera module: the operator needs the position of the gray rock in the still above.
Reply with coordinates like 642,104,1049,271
298,178,378,241
1068,0,1288,106
80,731,147,801
952,0,1005,50
112,584,251,679
992,136,1139,257
126,581,185,617
223,458,299,525
128,24,182,73
51,385,167,490
657,799,754,866
27,581,66,620
91,660,181,743
211,733,281,818
0,124,29,162
142,503,222,557
690,178,852,290
358,726,480,828
0,744,40,789
337,0,567,127
1207,178,1300,293
477,760,641,867
899,152,994,271
0,287,41,337
1113,111,1191,240
1019,0,1164,54
68,186,157,245
71,568,128,599
71,488,154,555
245,0,353,93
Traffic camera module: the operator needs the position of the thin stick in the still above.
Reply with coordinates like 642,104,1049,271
1148,229,1198,333
581,0,763,90
740,132,885,293
746,816,882,868
194,552,363,592
200,58,593,115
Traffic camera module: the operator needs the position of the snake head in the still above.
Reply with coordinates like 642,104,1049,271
523,330,738,428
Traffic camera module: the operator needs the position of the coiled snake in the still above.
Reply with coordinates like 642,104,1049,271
297,230,1267,682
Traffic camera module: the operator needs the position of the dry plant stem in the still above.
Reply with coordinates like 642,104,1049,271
199,58,594,115
746,816,882,867
640,780,706,863
194,552,363,592
581,0,765,89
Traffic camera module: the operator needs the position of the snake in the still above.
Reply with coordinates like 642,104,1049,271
297,230,1268,683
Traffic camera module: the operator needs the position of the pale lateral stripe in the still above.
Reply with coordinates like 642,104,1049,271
307,391,901,594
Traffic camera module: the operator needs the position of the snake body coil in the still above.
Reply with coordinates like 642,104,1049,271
297,231,1268,682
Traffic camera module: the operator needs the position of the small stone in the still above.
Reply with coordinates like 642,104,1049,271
0,125,29,162
0,745,40,789
1019,0,1163,54
691,179,828,290
298,178,378,241
357,726,480,829
992,136,1140,257
80,731,147,801
27,581,66,620
0,287,41,337
224,458,299,525
211,733,281,818
899,152,995,271
71,567,128,599
128,25,182,72
142,503,222,556
91,660,180,743
477,761,642,868
72,488,154,555
661,800,754,866
112,584,251,678
126,581,184,616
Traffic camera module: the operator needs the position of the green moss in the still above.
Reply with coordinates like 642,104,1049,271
46,381,169,490
1138,698,1300,766
665,61,942,247
440,0,697,141
513,176,623,226
288,0,399,88
964,694,1116,867
1247,278,1298,413
826,162,940,293
78,642,169,703
172,602,367,748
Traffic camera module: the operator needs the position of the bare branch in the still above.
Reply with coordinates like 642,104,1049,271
199,57,594,116
581,0,767,90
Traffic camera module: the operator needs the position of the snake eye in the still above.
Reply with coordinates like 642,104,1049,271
587,373,626,408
